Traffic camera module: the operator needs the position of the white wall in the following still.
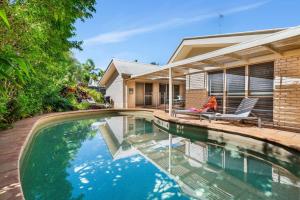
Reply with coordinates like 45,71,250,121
105,71,124,108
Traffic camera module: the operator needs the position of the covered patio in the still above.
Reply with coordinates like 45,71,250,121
131,26,300,130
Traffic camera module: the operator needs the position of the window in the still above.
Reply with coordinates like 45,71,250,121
208,71,224,112
226,67,245,113
249,62,274,121
186,73,206,90
249,62,274,96
159,84,180,104
226,67,245,96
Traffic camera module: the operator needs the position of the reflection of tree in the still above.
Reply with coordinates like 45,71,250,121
21,119,98,200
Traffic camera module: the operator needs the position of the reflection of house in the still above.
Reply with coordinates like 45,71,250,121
98,116,137,160
98,115,300,199
99,59,185,108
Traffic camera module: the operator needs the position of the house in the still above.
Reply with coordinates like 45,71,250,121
101,26,300,130
133,26,300,130
100,59,185,108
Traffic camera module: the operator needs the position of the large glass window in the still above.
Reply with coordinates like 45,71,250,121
208,71,224,112
249,62,274,121
226,67,245,113
227,67,245,96
159,84,180,104
249,62,274,96
208,71,223,96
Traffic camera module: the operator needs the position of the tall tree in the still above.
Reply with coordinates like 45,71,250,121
0,0,96,128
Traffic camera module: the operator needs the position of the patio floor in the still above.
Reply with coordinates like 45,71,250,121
153,110,300,151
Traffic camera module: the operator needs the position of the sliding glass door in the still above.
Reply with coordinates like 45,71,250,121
159,84,180,104
144,83,152,106
208,71,224,113
135,83,153,106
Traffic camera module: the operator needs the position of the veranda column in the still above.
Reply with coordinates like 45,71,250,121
223,68,227,114
245,65,249,97
168,67,173,116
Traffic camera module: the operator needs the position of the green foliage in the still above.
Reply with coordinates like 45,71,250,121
0,9,10,28
81,87,104,103
75,102,91,110
0,0,97,129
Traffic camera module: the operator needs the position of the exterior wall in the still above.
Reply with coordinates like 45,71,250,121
185,72,207,108
274,55,300,129
126,80,136,108
106,71,124,108
185,89,208,108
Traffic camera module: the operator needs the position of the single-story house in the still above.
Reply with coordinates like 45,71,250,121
99,59,185,108
101,26,300,130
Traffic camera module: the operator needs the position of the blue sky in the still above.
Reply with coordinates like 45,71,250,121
73,0,300,70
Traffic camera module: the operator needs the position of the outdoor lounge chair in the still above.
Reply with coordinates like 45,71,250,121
201,98,262,128
172,96,217,117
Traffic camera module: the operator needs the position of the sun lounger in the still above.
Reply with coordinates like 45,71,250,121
201,98,261,127
172,96,217,117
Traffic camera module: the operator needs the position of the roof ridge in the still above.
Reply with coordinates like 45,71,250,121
182,27,288,41
112,58,160,67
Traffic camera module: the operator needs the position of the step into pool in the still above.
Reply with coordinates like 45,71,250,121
21,114,300,200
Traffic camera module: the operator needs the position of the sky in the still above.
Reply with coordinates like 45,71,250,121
73,0,300,70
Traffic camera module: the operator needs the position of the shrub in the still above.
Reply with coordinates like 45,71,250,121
75,102,90,110
43,92,74,112
86,88,104,103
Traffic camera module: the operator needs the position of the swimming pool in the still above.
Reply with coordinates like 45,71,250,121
21,113,300,199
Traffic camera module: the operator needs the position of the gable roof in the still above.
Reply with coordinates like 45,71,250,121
133,26,300,80
168,28,286,63
100,59,160,86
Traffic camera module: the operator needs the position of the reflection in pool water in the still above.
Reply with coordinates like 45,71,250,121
21,114,300,199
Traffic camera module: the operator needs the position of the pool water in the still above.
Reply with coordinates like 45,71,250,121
21,114,300,200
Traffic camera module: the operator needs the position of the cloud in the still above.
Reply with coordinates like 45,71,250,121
84,1,270,46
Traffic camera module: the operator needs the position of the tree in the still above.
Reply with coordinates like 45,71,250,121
0,0,96,128
98,69,105,78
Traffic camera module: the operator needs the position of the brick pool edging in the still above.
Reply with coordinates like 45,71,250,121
0,109,153,200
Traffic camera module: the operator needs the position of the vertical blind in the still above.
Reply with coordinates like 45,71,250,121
226,67,245,96
208,71,224,112
186,73,206,90
249,62,274,96
206,63,274,120
249,62,274,122
208,71,223,96
226,67,246,113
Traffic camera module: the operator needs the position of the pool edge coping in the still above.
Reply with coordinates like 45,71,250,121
153,110,300,152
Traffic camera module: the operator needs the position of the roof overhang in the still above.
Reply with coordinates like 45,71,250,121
99,59,116,87
132,26,300,80
168,28,285,63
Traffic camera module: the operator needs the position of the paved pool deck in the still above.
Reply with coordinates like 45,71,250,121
153,110,300,151
0,109,300,200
